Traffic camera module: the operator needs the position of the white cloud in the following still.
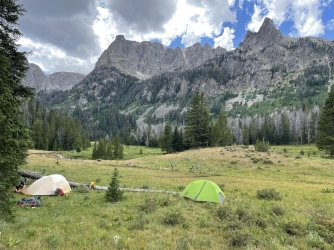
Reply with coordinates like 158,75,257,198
247,0,325,37
247,4,266,32
93,7,117,50
19,37,95,74
327,19,334,30
95,0,236,49
214,27,235,50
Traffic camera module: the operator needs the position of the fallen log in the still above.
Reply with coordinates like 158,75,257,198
18,170,179,195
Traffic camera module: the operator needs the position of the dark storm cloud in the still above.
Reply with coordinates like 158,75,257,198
109,0,177,33
18,0,100,59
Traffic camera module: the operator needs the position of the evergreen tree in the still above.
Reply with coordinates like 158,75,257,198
185,90,211,148
242,126,250,146
211,110,233,146
161,124,173,153
92,141,98,159
113,136,124,159
105,168,123,202
281,114,290,144
97,139,107,159
0,0,32,220
172,127,184,152
106,141,113,160
316,86,334,157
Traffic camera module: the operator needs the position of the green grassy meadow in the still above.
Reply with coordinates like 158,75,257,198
1,145,334,249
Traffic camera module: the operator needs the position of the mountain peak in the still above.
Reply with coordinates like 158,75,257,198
241,17,283,49
258,17,282,38
115,35,126,41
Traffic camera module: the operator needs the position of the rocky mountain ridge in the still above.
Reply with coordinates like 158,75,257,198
95,35,226,79
22,63,85,92
39,18,334,141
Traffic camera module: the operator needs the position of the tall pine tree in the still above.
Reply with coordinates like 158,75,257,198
160,124,173,153
316,86,334,157
185,91,211,148
211,110,233,146
0,0,32,220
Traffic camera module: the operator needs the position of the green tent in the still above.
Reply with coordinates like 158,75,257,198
181,180,225,204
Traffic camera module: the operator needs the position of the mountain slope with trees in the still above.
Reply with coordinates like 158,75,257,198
37,18,334,145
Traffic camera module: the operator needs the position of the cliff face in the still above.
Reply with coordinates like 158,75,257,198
95,35,226,79
22,63,85,92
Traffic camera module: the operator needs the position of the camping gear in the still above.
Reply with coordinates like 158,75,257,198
17,197,42,207
182,180,225,203
21,174,71,196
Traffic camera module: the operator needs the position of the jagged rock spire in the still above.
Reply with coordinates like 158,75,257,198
241,17,283,49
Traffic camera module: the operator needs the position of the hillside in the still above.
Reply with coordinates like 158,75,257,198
38,18,334,142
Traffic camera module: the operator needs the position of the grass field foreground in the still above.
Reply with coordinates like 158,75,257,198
0,145,333,249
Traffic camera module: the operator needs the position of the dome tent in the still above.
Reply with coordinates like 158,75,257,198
22,174,71,196
181,180,225,204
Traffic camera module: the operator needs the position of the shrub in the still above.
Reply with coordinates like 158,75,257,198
217,206,232,220
283,221,304,236
139,198,157,213
272,204,285,216
255,217,267,229
255,139,271,152
263,159,274,164
128,213,146,231
236,207,251,223
230,230,251,247
105,168,123,202
306,232,325,249
308,211,334,244
159,197,170,207
322,188,334,193
257,188,282,200
162,211,185,226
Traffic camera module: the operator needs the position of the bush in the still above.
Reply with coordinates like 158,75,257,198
272,204,285,216
255,139,271,152
257,188,282,200
236,207,251,223
283,221,304,236
254,216,268,229
308,211,334,244
217,206,232,220
162,211,185,226
159,197,170,207
306,232,325,249
139,198,157,213
230,230,251,247
105,168,123,202
128,213,146,231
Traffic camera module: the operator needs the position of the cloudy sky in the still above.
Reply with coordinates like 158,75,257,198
18,0,334,74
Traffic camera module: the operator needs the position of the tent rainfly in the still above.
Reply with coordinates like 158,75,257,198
181,180,225,204
22,174,71,195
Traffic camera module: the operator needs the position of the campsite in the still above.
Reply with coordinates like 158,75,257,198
1,144,333,249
